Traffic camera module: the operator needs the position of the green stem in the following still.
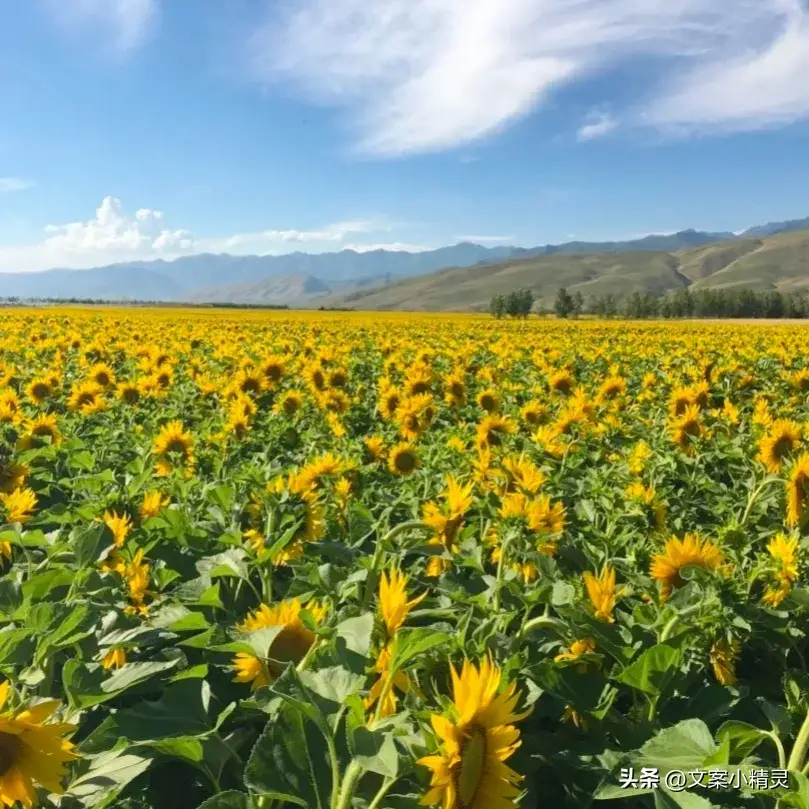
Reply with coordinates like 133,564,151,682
360,520,431,610
658,601,707,643
740,477,783,526
769,731,787,770
333,760,363,809
787,707,809,771
367,777,396,809
520,614,567,638
492,530,516,613
296,639,320,673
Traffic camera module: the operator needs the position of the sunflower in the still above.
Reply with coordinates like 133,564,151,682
24,377,53,405
103,510,132,547
786,453,809,527
379,569,426,637
238,599,326,679
388,443,419,476
101,647,127,671
365,642,415,718
378,382,402,421
710,636,740,687
140,490,169,520
0,463,26,496
88,362,115,389
583,565,621,623
500,455,545,496
475,415,516,449
124,549,151,611
519,400,548,428
444,372,466,407
363,435,385,462
17,414,61,450
117,381,140,404
67,381,105,415
0,680,78,806
260,355,286,386
232,653,272,691
274,390,303,417
757,419,802,473
423,476,475,576
650,533,723,602
670,404,702,453
418,657,529,809
554,638,596,668
476,388,500,414
548,369,573,395
762,533,799,607
0,487,37,525
153,421,194,477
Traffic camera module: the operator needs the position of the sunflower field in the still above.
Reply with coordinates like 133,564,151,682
4,308,809,809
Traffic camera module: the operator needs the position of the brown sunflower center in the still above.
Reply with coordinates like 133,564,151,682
31,382,50,398
772,435,795,460
0,732,22,777
479,394,497,412
457,724,487,807
394,451,417,473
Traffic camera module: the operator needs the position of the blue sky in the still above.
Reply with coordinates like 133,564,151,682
2,0,809,271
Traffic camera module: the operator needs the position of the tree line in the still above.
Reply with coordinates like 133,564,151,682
491,287,809,319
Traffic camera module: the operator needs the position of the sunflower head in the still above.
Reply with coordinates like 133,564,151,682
388,443,419,476
650,533,723,602
418,657,529,809
0,680,78,805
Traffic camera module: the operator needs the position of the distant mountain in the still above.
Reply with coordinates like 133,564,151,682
186,274,332,305
319,228,809,312
739,216,809,239
0,217,806,305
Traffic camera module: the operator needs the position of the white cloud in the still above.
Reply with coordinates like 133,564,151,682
43,0,158,54
249,0,809,154
456,234,515,244
0,197,423,272
343,242,433,253
0,178,34,194
577,112,619,141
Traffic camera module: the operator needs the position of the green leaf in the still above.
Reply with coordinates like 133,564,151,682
300,666,365,707
389,628,450,670
351,726,399,778
194,792,251,809
147,736,205,764
197,549,250,581
63,657,181,709
655,791,716,809
81,680,215,752
335,613,374,657
715,720,772,761
245,708,331,809
66,750,151,807
72,523,108,569
0,628,34,665
617,642,683,696
637,719,717,772
0,579,22,614
101,658,182,693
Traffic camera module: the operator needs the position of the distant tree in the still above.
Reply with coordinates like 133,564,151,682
554,287,575,319
490,294,506,319
572,291,584,317
504,288,534,318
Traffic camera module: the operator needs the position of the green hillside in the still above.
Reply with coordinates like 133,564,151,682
320,228,809,311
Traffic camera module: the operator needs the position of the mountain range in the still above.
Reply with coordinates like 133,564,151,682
3,215,809,307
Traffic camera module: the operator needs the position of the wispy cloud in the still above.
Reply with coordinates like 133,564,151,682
577,112,619,141
0,197,422,272
248,0,809,154
0,178,34,194
456,234,515,244
43,0,158,54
